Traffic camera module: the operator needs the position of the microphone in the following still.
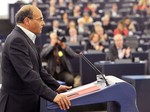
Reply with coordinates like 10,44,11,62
76,49,109,86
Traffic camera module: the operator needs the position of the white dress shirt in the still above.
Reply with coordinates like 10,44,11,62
17,24,36,44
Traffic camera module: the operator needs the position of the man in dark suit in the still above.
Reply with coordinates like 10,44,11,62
129,3,143,17
0,5,71,112
107,34,131,61
41,32,77,86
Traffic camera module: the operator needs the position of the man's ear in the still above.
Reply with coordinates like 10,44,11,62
23,17,30,26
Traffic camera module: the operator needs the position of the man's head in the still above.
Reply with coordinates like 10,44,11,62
101,14,110,26
114,34,124,48
15,5,45,35
69,28,77,37
52,20,59,28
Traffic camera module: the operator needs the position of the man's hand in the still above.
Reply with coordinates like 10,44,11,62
125,47,131,57
56,85,72,93
53,93,71,110
50,38,57,46
57,40,66,49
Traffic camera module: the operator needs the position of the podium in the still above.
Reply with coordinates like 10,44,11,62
40,76,139,112
122,75,150,112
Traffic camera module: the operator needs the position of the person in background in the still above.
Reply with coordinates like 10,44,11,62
89,3,99,18
84,1,92,12
80,11,93,24
107,34,131,61
114,20,129,36
47,5,57,17
73,5,81,17
58,0,66,7
67,28,80,45
49,0,56,7
41,32,77,86
77,18,86,34
129,3,141,16
61,12,69,25
48,19,65,36
110,3,122,18
66,20,76,36
123,17,136,35
68,1,74,11
85,32,104,51
138,0,149,11
31,0,38,6
0,5,71,112
93,21,108,42
101,14,113,33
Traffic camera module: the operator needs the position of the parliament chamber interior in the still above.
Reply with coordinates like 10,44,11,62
1,0,150,112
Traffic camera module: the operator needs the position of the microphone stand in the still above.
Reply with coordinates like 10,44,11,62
79,52,109,86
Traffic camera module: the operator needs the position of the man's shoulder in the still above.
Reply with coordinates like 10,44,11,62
43,43,50,47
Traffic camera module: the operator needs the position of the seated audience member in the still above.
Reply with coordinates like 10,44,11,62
68,1,74,11
47,5,57,18
101,14,113,33
138,0,149,11
66,20,76,36
31,0,38,6
123,17,136,35
129,3,141,16
89,3,100,18
146,5,150,16
85,32,104,51
58,0,66,7
40,32,77,86
66,28,81,45
61,12,69,25
49,0,56,6
80,11,93,24
107,34,131,61
114,21,129,36
110,3,122,18
77,18,89,34
84,1,92,12
93,22,108,42
48,20,65,36
73,5,81,17
77,18,85,34
93,21,102,30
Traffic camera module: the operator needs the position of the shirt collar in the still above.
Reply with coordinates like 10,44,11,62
17,24,36,43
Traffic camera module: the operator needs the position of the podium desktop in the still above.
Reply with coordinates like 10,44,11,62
40,76,139,112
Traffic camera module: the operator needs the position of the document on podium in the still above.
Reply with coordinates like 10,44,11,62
63,82,101,100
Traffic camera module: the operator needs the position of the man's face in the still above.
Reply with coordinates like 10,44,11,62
28,8,45,35
53,21,59,28
114,36,123,48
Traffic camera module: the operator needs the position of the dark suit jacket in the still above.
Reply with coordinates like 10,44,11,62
0,26,60,112
128,10,142,16
107,44,130,61
40,44,77,76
